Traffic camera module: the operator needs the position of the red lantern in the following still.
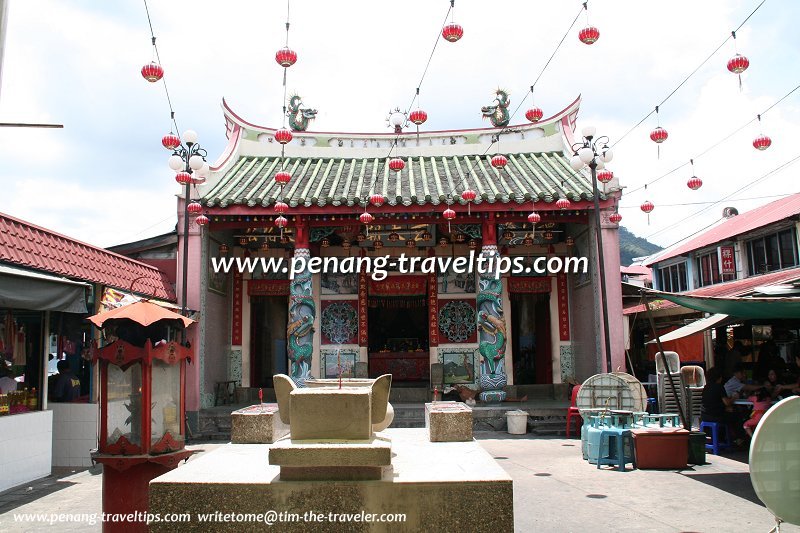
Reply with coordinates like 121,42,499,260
461,189,477,202
443,208,456,220
162,133,181,151
359,212,374,225
578,26,600,45
374,240,384,250
525,107,544,123
409,109,428,126
753,134,772,151
175,172,192,184
406,239,416,249
491,154,508,169
187,202,202,214
727,54,749,74
523,236,534,246
275,171,291,185
442,23,464,43
528,212,541,224
370,194,385,207
275,129,293,144
556,198,571,210
219,244,229,254
195,214,209,226
468,239,478,250
275,47,297,68
596,169,613,184
566,236,575,246
687,176,703,190
609,212,622,224
641,201,654,214
141,62,164,82
650,127,668,143
388,158,405,172
439,237,449,247
275,216,288,228
274,201,288,214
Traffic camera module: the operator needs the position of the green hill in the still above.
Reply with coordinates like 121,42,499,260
619,226,662,266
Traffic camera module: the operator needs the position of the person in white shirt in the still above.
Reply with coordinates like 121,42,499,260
724,364,760,399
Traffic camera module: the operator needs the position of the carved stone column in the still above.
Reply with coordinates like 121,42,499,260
477,220,507,402
287,219,315,386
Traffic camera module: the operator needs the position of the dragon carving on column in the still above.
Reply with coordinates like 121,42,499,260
287,95,318,132
481,89,511,128
477,247,508,402
287,250,315,386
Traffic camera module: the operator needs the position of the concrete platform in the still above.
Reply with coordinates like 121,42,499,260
149,428,513,532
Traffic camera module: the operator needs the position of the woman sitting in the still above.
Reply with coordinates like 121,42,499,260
743,387,772,437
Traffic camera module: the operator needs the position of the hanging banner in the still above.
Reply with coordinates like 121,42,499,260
507,276,552,294
428,272,439,347
557,273,570,341
358,272,368,347
248,279,290,296
232,273,243,345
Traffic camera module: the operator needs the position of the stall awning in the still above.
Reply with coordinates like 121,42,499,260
644,289,800,319
645,313,734,344
0,264,89,313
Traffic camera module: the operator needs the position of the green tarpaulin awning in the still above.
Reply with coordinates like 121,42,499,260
643,289,800,319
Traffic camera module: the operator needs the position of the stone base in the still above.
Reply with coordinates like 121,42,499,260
149,429,513,532
269,435,392,469
479,390,507,403
425,402,473,442
230,404,289,444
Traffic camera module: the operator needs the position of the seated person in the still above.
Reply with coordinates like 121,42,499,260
50,360,81,402
723,364,760,399
702,367,745,443
743,387,772,437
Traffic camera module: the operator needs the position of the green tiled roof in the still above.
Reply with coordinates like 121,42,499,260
203,152,601,208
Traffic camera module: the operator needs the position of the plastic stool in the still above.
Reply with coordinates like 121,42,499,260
596,428,635,471
700,421,731,455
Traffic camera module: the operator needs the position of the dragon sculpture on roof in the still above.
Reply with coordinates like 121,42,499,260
287,94,317,132
481,89,511,128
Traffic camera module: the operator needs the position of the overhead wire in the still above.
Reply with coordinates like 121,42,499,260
142,0,180,135
612,0,769,149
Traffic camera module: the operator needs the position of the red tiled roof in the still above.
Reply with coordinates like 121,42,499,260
622,266,800,315
0,212,175,301
644,193,800,266
621,265,652,280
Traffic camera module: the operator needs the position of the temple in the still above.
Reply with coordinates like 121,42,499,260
179,96,624,419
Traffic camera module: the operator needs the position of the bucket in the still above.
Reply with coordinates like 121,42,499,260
687,430,707,465
506,410,529,435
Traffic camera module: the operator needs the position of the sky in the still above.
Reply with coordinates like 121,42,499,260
0,0,799,256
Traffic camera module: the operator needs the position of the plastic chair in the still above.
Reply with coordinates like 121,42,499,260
596,428,635,471
566,384,582,438
700,421,731,455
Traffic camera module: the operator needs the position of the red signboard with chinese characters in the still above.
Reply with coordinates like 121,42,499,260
358,272,368,346
720,246,735,274
428,272,439,347
247,279,290,296
557,273,570,341
507,276,552,294
232,273,243,345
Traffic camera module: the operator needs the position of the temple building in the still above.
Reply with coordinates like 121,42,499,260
179,96,624,421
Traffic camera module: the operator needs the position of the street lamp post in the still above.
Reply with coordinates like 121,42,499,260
167,130,209,319
570,127,614,373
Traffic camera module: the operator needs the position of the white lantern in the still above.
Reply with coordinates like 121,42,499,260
578,146,594,164
601,148,614,163
168,155,184,171
581,125,597,139
189,155,204,171
182,130,198,144
569,155,585,171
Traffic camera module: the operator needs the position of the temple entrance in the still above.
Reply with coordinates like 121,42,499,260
367,276,430,383
250,296,288,388
510,292,552,384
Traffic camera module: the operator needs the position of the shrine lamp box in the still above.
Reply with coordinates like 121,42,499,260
630,428,689,469
230,404,289,444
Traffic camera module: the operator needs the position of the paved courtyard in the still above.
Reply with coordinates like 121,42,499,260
0,434,795,533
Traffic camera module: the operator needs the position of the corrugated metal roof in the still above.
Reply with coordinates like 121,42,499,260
623,266,800,315
645,193,800,266
0,212,176,301
202,152,601,208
